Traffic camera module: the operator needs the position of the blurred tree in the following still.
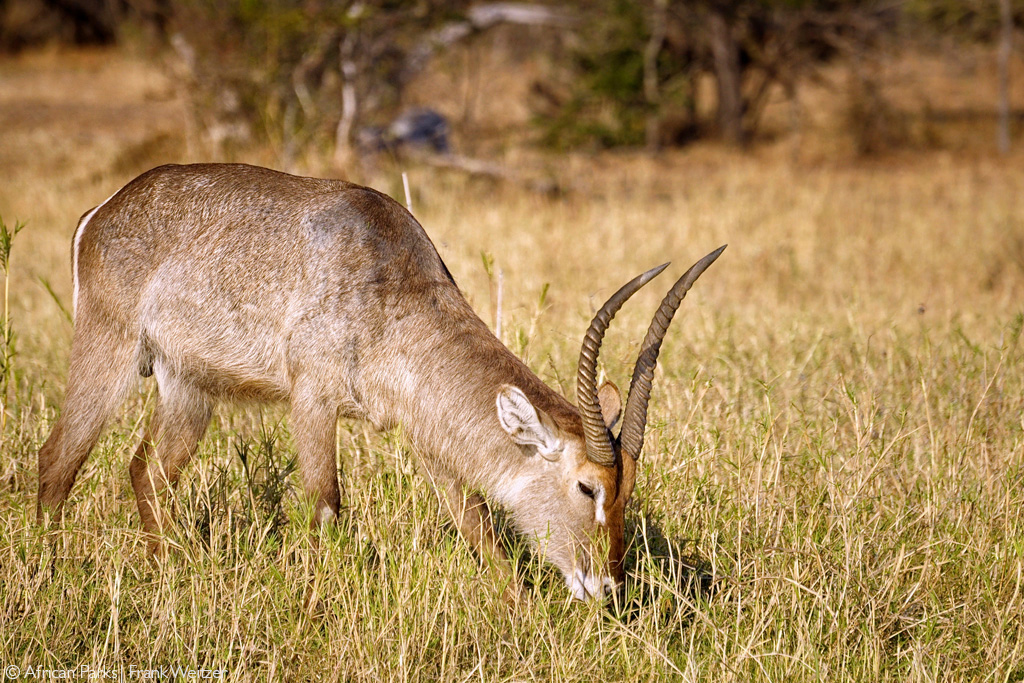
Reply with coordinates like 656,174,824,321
540,0,895,149
169,1,467,159
905,0,1021,154
168,1,573,161
998,0,1013,153
0,0,169,52
904,0,1023,40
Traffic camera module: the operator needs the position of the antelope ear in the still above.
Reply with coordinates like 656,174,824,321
598,380,622,430
496,385,562,461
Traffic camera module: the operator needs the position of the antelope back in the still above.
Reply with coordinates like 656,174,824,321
73,163,463,405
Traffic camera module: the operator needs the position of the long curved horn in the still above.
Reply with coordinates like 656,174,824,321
618,245,726,460
578,263,670,467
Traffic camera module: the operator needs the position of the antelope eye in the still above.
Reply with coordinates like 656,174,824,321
578,482,595,499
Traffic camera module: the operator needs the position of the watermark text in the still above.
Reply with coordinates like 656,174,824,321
3,664,228,680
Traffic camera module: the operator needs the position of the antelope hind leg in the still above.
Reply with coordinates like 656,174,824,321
37,321,138,524
129,367,212,552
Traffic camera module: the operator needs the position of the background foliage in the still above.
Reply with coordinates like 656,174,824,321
3,0,1019,154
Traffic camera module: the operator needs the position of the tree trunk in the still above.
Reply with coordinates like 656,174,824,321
997,0,1013,154
708,10,744,146
643,0,669,151
335,33,358,165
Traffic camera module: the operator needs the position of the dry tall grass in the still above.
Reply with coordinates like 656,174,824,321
0,48,1022,682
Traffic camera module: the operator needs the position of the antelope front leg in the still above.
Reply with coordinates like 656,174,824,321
290,394,342,527
422,465,519,600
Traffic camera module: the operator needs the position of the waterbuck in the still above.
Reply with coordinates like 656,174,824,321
36,163,724,600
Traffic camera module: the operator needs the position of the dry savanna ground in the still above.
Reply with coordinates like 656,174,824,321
0,45,1023,681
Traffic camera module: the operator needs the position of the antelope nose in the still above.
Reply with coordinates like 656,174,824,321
571,569,618,601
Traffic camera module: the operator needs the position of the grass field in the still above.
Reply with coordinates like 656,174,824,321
1,47,1023,681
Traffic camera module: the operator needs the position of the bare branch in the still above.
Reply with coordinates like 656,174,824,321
402,3,578,84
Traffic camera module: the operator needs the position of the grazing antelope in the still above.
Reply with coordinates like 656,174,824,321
37,163,724,600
